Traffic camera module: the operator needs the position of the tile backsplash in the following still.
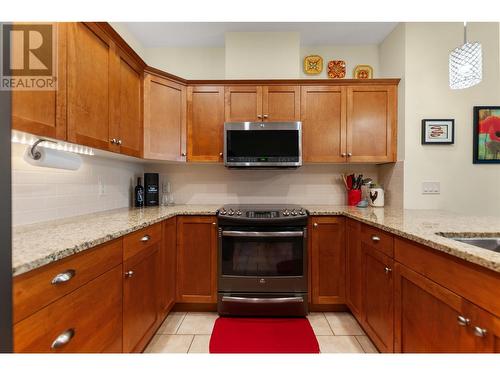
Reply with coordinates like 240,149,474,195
146,163,379,206
11,143,144,226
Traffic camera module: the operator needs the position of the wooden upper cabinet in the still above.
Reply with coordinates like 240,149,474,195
187,86,225,162
143,73,186,161
11,23,67,140
112,49,143,158
225,86,262,122
301,86,346,163
346,85,397,163
262,85,300,121
176,216,217,303
394,262,476,353
310,217,346,305
67,23,114,150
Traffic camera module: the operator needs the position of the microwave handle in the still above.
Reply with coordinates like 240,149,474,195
221,230,303,238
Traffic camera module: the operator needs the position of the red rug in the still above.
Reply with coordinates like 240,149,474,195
209,317,320,353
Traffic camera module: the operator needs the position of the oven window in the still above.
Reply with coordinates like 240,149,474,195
221,236,303,277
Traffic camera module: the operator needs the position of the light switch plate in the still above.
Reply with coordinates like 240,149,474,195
422,181,440,195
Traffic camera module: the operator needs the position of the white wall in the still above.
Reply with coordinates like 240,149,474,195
146,163,378,206
145,47,225,79
300,45,379,79
402,22,500,215
225,32,301,79
11,143,144,226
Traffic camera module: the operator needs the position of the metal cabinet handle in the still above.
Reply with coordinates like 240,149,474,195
124,270,134,278
51,329,75,350
117,139,122,145
474,326,487,337
371,235,381,242
457,315,471,326
110,138,117,144
313,223,318,227
140,235,150,242
181,152,187,157
347,152,352,157
341,153,347,157
51,270,76,285
263,114,269,119
212,222,216,225
384,266,392,274
219,152,223,157
257,114,263,119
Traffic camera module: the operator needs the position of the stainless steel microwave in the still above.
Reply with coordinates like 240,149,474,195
223,122,302,168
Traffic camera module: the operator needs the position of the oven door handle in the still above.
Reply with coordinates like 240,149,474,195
221,230,304,238
221,296,304,304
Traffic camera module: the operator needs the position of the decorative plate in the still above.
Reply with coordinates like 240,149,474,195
353,65,373,79
328,60,346,79
304,55,323,75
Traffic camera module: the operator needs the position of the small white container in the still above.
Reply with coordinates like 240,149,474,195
369,187,385,207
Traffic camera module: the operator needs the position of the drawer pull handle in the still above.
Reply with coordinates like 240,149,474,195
474,326,487,337
371,235,381,242
51,328,75,350
140,235,150,242
457,315,471,326
51,270,76,285
124,270,134,278
384,266,392,274
313,223,318,227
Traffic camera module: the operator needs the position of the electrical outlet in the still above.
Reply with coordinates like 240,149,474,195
422,181,440,195
98,178,106,196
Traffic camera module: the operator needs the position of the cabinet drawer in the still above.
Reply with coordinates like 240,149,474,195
123,223,162,261
360,224,394,257
14,265,123,353
13,239,122,323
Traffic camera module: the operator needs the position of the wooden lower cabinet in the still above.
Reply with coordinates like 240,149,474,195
362,245,394,352
346,219,363,318
176,216,217,303
14,265,123,353
158,218,177,319
123,244,160,353
310,217,346,305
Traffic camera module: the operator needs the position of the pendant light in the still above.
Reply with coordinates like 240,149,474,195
449,22,482,89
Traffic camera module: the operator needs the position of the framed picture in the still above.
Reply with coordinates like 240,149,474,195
473,106,500,164
421,119,455,144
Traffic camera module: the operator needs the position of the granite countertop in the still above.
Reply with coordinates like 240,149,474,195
12,204,500,276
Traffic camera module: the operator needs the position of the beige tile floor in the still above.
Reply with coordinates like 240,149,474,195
144,311,378,354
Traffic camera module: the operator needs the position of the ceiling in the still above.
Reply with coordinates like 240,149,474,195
121,22,398,48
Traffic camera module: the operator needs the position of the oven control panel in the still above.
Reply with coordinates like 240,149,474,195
217,205,308,219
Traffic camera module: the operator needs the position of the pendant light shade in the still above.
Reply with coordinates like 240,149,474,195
449,23,482,90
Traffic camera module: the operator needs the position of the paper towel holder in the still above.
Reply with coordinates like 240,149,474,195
29,139,57,160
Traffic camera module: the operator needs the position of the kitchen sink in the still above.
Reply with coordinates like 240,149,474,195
437,234,500,253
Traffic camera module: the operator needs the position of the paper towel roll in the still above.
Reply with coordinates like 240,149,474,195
24,146,82,170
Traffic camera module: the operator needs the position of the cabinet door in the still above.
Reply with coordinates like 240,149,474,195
346,85,397,163
394,262,477,353
225,86,262,122
187,85,225,162
112,49,143,158
67,23,114,151
176,216,217,303
158,218,177,320
12,23,67,140
144,73,186,161
14,265,122,353
301,86,346,163
123,245,160,353
363,246,394,352
262,85,300,121
346,219,363,318
310,217,345,305
464,302,500,353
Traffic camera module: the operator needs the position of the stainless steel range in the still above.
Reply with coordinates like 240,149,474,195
217,204,309,316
